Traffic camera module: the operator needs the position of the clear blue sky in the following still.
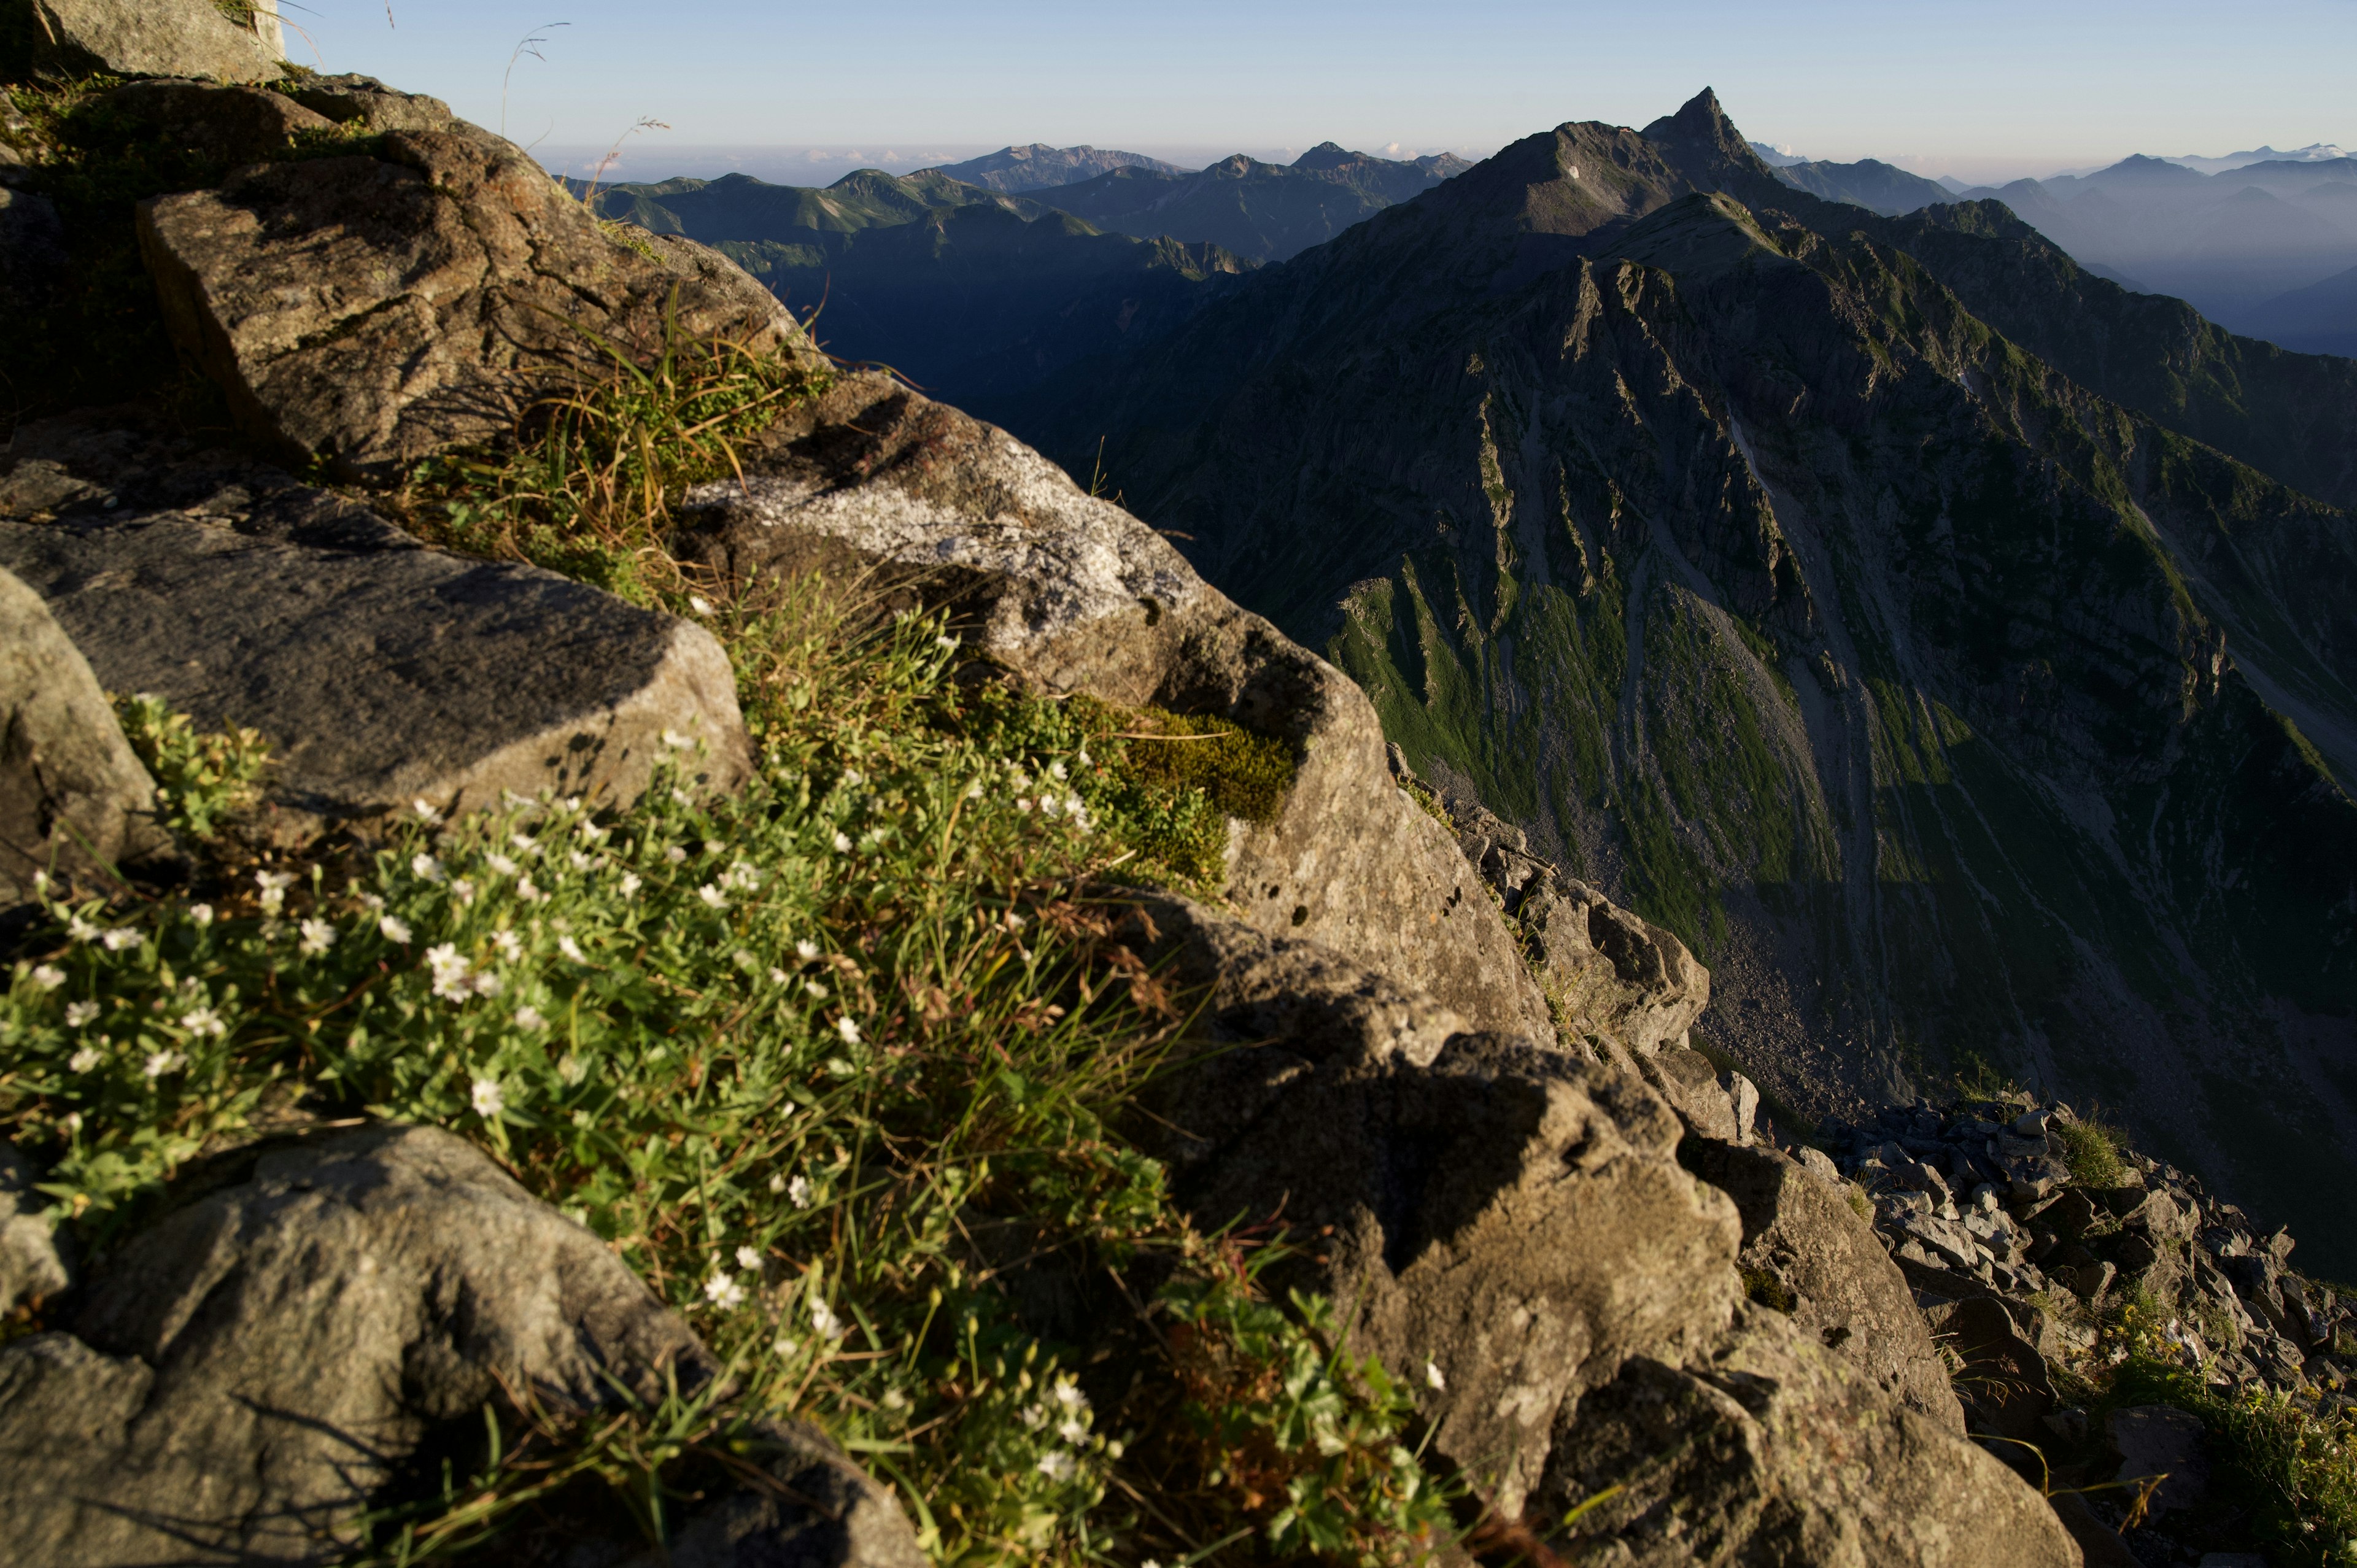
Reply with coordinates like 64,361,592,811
288,0,2356,183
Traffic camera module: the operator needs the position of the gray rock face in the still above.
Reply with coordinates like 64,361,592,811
1681,1137,1964,1429
0,1138,71,1313
101,77,332,163
0,564,171,902
137,118,800,477
0,434,750,836
1134,897,2071,1556
4,0,282,82
0,1124,918,1566
679,375,1555,1038
1538,1308,2081,1567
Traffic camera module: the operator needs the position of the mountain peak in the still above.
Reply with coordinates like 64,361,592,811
1293,141,1359,171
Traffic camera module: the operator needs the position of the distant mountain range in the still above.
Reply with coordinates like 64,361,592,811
2167,142,2350,176
584,142,1469,406
1000,90,2357,1273
923,143,1183,192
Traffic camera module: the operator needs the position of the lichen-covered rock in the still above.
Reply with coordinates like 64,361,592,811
1538,1308,2081,1567
1682,1137,1965,1429
0,1124,919,1567
99,77,333,163
137,115,800,477
0,564,171,904
2,0,281,83
678,375,1555,1037
0,434,749,836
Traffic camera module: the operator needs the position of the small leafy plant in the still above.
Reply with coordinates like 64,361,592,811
112,692,270,840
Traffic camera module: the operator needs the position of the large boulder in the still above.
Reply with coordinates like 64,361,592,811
2,0,281,83
1,1138,71,1313
677,376,1557,1038
1537,1308,2081,1567
136,112,800,477
0,1124,920,1566
1681,1137,1965,1429
0,420,751,837
0,564,171,904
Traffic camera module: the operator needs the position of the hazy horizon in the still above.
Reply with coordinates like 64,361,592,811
288,0,2347,192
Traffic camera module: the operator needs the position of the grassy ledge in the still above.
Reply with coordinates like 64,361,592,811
1,330,1423,1566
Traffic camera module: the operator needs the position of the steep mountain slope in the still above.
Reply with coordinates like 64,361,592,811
1042,144,1468,261
2242,262,2357,358
1012,91,2357,1273
583,170,1250,408
923,142,1182,191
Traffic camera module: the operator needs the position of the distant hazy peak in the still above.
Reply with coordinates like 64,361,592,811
1749,140,1807,168
923,144,1183,193
1292,141,1359,171
2086,153,2207,186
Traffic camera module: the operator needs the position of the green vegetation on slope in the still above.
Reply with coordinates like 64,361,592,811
1,330,1446,1566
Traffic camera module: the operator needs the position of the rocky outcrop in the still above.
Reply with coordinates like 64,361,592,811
0,417,751,837
1538,1307,2079,1566
678,374,1556,1038
138,102,800,478
1680,1137,1964,1429
1129,895,2073,1560
0,1124,919,1567
0,563,171,904
1,1137,70,1312
2,0,282,83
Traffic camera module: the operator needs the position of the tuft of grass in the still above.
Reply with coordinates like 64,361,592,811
2053,1118,2125,1189
2103,1356,2357,1568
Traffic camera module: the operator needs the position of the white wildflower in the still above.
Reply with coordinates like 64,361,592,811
101,926,141,952
413,798,440,822
697,883,727,910
451,877,478,906
882,1388,910,1412
1010,768,1031,789
832,830,853,854
66,916,99,943
358,891,386,911
66,1000,99,1027
619,871,643,896
493,929,523,962
806,980,829,999
557,935,586,963
470,1077,505,1118
835,1016,861,1045
470,970,504,998
1035,1450,1078,1483
485,852,517,877
665,845,687,865
1039,794,1061,818
768,967,789,984
60,1111,80,1135
705,1272,747,1309
298,918,336,956
570,850,595,871
662,728,695,751
68,1046,101,1073
965,778,985,799
509,831,538,854
722,860,760,892
1048,760,1068,782
255,870,295,915
1020,1403,1050,1430
411,852,444,882
1015,797,1033,814
936,634,958,651
1077,747,1092,767
379,914,413,944
516,876,544,903
787,1175,812,1209
735,1245,762,1270
179,1006,226,1038
1057,1416,1089,1444
1425,1359,1446,1391
1050,1377,1089,1415
427,944,472,1000
188,903,215,928
143,1049,185,1079
810,1299,844,1340
689,594,714,616
842,768,864,786
28,964,66,991
795,939,820,962
516,1004,548,1031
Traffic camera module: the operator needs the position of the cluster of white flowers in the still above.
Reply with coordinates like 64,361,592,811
28,964,66,991
425,943,501,1002
180,1005,227,1039
65,1000,99,1027
298,918,337,956
1024,1374,1096,1483
142,1049,185,1079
